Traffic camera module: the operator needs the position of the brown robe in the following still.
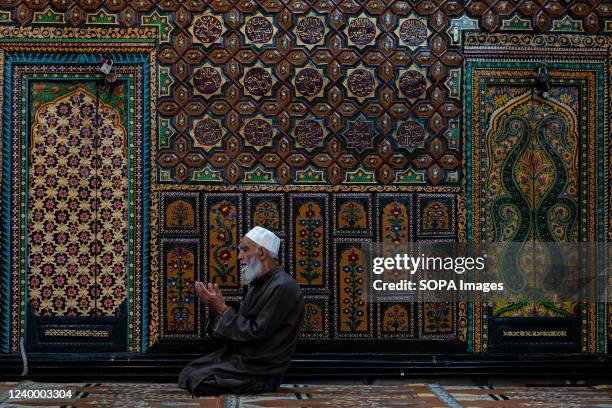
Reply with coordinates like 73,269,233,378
178,266,304,395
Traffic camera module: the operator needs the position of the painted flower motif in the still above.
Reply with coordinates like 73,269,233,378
69,116,82,128
100,210,112,222
54,276,65,287
54,298,65,309
218,203,232,218
112,156,123,166
79,211,90,223
102,126,114,137
79,166,91,177
71,93,84,104
89,286,100,298
63,242,78,256
66,176,78,188
101,254,112,265
30,276,41,287
80,103,94,117
57,102,72,117
90,174,101,187
55,254,67,265
219,248,232,262
34,187,45,199
31,254,42,266
78,232,89,243
34,164,46,177
57,188,68,200
78,189,89,201
102,231,113,242
32,232,43,245
68,155,80,166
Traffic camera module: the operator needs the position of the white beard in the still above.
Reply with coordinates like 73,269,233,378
241,256,262,285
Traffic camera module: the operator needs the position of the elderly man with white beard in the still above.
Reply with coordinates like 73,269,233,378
178,226,305,396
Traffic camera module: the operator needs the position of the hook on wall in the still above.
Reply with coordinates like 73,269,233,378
98,56,121,99
536,64,551,98
99,57,117,84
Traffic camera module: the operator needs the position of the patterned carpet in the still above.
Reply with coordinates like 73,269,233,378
0,381,610,407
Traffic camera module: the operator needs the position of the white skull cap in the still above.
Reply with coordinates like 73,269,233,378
245,226,280,257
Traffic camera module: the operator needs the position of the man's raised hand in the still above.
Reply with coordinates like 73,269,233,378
195,281,227,315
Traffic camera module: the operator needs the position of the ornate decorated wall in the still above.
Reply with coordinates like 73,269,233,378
0,0,609,355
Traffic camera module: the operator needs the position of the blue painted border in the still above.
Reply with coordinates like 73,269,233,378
141,57,151,352
0,50,13,353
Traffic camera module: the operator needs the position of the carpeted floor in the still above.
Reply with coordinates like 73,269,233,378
0,381,610,407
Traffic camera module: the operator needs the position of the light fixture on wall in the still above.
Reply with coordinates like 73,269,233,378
98,56,121,100
535,64,550,98
99,57,117,84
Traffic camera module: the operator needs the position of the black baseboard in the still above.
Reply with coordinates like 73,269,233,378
0,353,610,382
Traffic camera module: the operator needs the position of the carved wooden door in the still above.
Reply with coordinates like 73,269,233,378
482,84,585,351
26,79,129,351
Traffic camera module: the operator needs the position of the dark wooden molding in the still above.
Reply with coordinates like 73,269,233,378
0,353,609,382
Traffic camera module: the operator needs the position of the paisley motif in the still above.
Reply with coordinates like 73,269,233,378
487,93,578,295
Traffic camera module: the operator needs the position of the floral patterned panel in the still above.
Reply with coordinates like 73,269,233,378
28,82,128,317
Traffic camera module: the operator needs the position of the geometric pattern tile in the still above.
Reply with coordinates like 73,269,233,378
160,192,200,235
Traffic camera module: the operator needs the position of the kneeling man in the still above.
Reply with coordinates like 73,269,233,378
179,226,305,396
